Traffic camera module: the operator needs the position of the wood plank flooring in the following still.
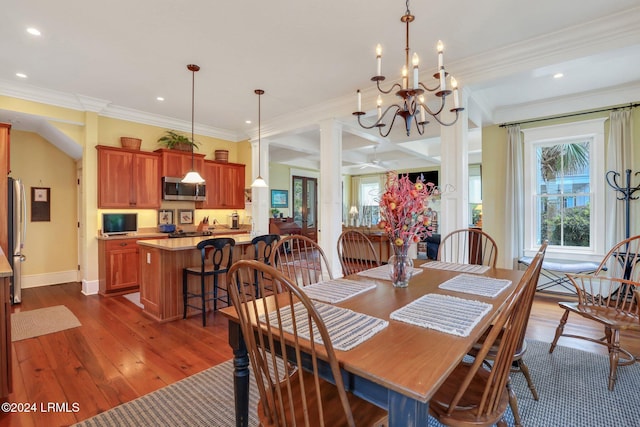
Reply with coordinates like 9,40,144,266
1,283,639,427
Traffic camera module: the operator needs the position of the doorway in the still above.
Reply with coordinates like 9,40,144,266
292,176,317,241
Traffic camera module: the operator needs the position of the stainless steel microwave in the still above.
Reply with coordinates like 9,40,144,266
162,177,206,201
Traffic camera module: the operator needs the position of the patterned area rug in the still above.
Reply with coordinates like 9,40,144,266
11,305,81,341
73,340,640,426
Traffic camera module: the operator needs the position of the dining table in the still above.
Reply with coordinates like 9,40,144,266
219,260,524,427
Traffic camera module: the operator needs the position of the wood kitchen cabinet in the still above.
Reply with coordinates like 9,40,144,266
97,145,161,208
197,160,245,209
0,124,10,256
0,255,11,402
155,148,205,178
98,236,165,296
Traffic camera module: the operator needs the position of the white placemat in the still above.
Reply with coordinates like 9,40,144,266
301,278,376,304
422,261,490,274
261,302,388,351
390,293,492,337
438,273,512,298
356,263,423,280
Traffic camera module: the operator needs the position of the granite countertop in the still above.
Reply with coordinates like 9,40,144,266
96,225,252,240
137,233,253,251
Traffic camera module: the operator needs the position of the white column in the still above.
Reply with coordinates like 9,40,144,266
250,138,270,236
319,119,343,277
439,90,469,238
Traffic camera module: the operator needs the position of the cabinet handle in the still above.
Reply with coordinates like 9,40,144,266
120,242,128,247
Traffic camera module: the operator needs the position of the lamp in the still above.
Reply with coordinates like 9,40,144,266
353,0,464,137
181,64,205,184
251,89,268,188
349,205,359,227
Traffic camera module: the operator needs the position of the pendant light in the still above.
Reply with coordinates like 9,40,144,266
251,89,268,188
181,64,205,184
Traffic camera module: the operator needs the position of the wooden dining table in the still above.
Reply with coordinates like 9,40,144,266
219,261,524,427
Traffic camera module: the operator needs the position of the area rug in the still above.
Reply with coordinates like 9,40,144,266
123,292,144,309
73,340,640,426
11,305,81,342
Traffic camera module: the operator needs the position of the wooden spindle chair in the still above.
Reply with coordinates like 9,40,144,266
270,234,333,287
337,230,381,276
437,228,499,268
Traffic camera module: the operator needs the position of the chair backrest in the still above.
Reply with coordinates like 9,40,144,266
197,237,235,273
337,230,381,276
443,242,545,420
595,235,640,282
228,260,356,426
437,228,499,268
514,241,548,351
270,234,333,287
251,234,281,266
567,273,640,315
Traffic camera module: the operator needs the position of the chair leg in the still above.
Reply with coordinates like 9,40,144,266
507,378,522,427
608,329,621,391
201,275,207,327
549,309,569,353
213,274,218,311
182,270,188,320
517,359,539,400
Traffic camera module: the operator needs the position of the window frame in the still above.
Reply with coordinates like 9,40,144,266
522,118,606,261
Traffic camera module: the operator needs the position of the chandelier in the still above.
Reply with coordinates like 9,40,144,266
353,0,464,137
251,89,268,188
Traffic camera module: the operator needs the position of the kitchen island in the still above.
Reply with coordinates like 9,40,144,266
137,233,253,322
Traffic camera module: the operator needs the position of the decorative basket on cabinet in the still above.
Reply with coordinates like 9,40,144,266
120,137,142,150
215,150,229,162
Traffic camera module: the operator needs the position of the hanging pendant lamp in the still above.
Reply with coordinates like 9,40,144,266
181,64,205,184
251,89,268,188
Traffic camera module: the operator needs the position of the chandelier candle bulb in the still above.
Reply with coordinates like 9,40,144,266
451,77,459,108
377,95,383,119
357,90,362,112
419,95,426,122
412,53,419,89
376,44,382,76
402,65,408,89
439,70,446,92
437,40,444,68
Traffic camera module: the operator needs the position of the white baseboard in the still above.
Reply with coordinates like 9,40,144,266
21,270,80,289
82,279,99,295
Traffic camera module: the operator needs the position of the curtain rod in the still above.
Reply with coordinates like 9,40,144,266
499,102,639,128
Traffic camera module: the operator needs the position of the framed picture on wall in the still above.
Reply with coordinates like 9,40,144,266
178,209,194,224
271,189,288,208
158,209,174,225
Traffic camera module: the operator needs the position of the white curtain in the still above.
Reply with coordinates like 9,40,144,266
606,109,634,249
504,125,524,268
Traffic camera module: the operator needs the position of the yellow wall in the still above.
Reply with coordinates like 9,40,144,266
269,163,292,217
11,130,78,276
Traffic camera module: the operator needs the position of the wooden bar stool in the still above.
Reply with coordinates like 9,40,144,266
250,234,280,297
182,237,235,326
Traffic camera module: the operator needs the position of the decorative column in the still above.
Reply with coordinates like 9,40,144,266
250,138,270,236
319,119,343,276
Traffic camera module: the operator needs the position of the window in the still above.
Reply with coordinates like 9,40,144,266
360,180,380,226
522,119,606,260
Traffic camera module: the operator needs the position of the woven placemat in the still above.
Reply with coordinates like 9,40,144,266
390,293,492,337
438,273,511,298
262,301,388,351
357,264,423,280
422,261,490,274
301,278,376,303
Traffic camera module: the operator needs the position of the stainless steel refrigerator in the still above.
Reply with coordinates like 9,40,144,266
8,177,26,304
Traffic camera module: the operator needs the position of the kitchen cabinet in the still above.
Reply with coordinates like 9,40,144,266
97,145,161,208
0,256,11,402
98,236,165,296
0,124,10,256
197,160,245,209
155,148,205,178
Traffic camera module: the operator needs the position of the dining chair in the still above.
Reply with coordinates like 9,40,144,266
337,230,381,276
270,234,333,287
429,242,545,427
549,273,640,390
227,260,388,427
468,242,548,427
437,228,499,268
182,237,235,326
248,233,281,297
549,234,640,389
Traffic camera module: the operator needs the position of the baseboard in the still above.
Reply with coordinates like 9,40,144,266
82,279,99,295
21,270,80,288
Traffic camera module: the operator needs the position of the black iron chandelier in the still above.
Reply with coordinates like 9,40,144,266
353,0,464,137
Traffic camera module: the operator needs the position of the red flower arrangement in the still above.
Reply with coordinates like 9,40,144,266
378,172,436,254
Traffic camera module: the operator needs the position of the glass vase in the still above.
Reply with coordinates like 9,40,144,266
388,252,413,288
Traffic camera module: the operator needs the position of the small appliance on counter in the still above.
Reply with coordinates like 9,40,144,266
229,211,240,229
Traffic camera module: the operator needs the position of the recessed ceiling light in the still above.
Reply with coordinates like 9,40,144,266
553,73,564,79
26,27,41,36
245,120,252,124
156,96,165,101
16,73,27,79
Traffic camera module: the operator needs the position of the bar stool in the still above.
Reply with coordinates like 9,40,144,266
250,234,280,297
183,237,235,326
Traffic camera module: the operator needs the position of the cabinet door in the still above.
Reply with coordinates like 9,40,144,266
106,240,139,291
132,152,161,208
199,161,223,208
98,147,134,208
160,149,205,177
222,163,245,209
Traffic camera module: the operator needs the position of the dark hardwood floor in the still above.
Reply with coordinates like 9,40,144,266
1,283,638,427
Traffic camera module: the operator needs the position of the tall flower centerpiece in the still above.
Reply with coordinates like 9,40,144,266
378,173,436,287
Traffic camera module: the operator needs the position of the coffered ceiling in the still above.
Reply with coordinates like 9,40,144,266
1,0,639,174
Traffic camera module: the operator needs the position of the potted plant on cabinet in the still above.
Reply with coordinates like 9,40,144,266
270,208,281,218
157,130,199,152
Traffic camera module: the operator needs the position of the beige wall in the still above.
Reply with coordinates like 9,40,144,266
11,130,78,278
